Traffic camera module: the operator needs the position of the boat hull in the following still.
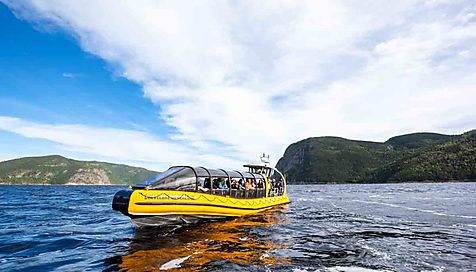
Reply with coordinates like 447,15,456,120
130,214,228,227
113,189,290,226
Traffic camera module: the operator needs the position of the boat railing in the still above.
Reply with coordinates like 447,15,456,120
268,187,285,197
226,188,266,199
212,189,228,196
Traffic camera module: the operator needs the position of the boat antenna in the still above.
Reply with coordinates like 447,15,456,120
260,153,270,166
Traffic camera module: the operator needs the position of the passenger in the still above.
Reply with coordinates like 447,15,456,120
254,179,261,197
268,179,274,196
230,179,238,190
212,178,219,189
251,179,256,190
274,179,279,195
257,179,263,189
245,179,252,190
251,180,257,197
218,178,228,189
239,178,246,190
277,181,283,195
204,177,211,189
225,178,230,189
199,177,210,192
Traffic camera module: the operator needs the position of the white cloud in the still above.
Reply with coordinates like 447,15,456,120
0,116,241,170
2,0,476,166
62,72,81,78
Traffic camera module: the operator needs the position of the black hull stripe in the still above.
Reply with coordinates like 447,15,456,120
130,214,231,220
134,201,290,211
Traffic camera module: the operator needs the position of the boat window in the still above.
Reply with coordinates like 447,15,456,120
194,167,210,178
228,171,242,178
149,167,196,191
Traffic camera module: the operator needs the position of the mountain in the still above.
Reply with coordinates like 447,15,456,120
0,155,158,185
276,130,476,184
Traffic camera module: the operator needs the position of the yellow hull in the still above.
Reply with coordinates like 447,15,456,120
128,189,290,217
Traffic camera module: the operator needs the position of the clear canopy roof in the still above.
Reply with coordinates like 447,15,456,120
141,165,283,190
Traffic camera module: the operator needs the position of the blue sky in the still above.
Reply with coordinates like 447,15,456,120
0,1,475,170
0,3,176,168
0,4,169,132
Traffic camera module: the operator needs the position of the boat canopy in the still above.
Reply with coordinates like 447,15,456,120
141,166,284,192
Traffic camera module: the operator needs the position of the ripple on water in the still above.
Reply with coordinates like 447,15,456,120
0,184,476,271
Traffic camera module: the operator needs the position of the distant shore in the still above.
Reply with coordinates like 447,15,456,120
0,183,129,186
288,179,476,185
1,179,475,186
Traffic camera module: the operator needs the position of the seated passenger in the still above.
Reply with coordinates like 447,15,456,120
256,179,263,189
245,179,254,190
218,178,228,189
277,181,283,195
198,177,210,192
204,177,211,189
212,178,219,189
239,178,246,190
231,179,240,190
268,180,274,196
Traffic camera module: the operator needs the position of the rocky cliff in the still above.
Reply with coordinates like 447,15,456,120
276,130,476,184
0,155,158,185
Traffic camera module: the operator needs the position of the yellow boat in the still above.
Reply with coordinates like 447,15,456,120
112,163,290,227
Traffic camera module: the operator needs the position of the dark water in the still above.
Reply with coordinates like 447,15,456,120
1,183,475,272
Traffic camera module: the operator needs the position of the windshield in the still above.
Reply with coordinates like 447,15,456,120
141,167,182,185
149,166,196,191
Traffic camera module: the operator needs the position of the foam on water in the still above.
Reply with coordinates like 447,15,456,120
325,266,392,272
353,199,476,219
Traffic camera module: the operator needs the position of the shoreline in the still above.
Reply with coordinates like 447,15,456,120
288,179,476,185
1,180,475,186
0,183,129,186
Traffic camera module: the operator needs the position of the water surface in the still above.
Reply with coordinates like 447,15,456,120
0,183,475,271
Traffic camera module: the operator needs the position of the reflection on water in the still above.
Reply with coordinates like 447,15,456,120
115,207,290,271
2,184,476,271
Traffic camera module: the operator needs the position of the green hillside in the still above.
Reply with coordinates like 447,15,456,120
0,155,158,185
276,130,476,183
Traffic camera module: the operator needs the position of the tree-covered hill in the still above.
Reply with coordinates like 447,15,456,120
276,130,476,184
0,155,158,185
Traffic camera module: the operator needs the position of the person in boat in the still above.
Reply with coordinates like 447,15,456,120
212,178,219,189
273,178,280,195
252,179,258,197
259,179,266,196
268,178,275,196
218,178,228,190
230,178,238,190
277,179,283,195
256,179,262,189
239,178,246,190
199,177,210,192
245,179,252,190
236,178,246,198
